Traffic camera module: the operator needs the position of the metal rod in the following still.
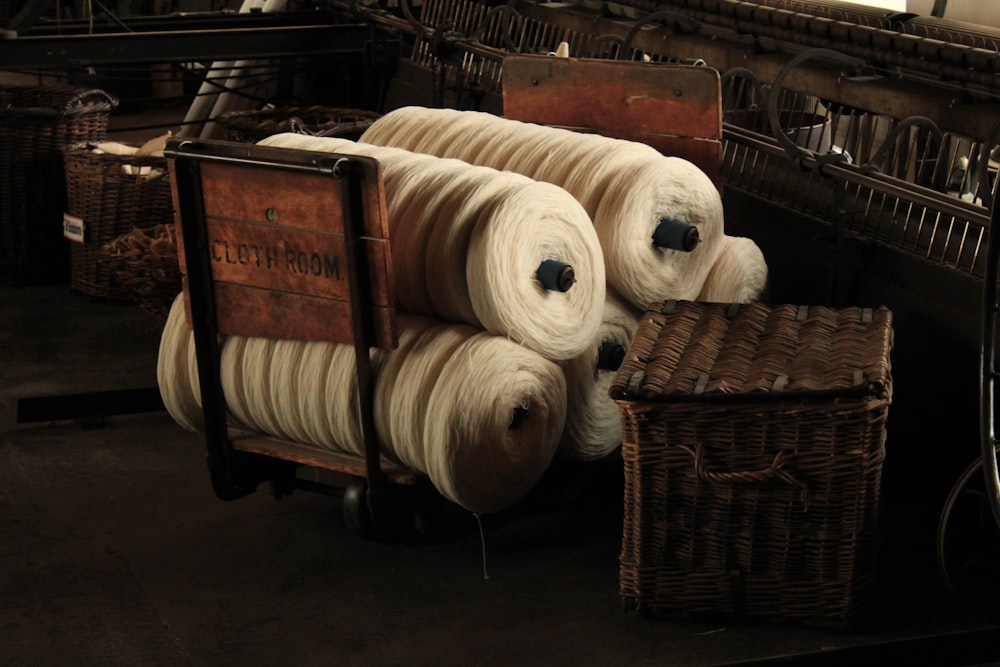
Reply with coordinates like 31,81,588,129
652,217,700,252
537,259,576,292
979,162,1000,528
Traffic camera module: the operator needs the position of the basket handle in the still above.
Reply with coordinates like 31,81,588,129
61,89,119,115
681,444,806,492
287,116,310,135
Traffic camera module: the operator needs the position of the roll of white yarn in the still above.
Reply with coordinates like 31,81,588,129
360,108,725,309
558,289,641,461
157,295,567,513
294,339,339,447
594,155,724,309
361,107,664,182
422,331,567,514
373,314,448,465
465,179,606,360
696,235,769,304
186,324,202,409
270,338,311,444
258,133,605,361
360,104,437,150
157,291,395,457
241,336,286,439
219,334,255,431
558,137,666,217
159,293,270,435
329,341,396,456
391,157,518,317
157,293,203,433
378,320,480,472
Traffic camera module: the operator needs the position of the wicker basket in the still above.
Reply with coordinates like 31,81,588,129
215,105,382,143
63,143,174,299
610,300,894,625
0,85,117,285
103,223,181,323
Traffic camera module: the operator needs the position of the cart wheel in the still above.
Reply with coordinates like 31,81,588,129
937,455,1000,623
342,476,427,541
343,476,374,538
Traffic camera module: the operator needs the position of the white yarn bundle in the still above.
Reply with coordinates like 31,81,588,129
157,295,566,513
157,293,203,433
558,289,641,462
258,133,605,361
372,314,443,465
594,155,724,308
696,235,769,304
360,106,725,309
374,319,479,471
423,331,567,514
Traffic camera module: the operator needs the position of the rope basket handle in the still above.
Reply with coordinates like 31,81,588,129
61,89,119,115
680,443,807,493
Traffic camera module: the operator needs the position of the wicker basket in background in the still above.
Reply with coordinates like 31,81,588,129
0,85,117,285
63,143,174,299
103,223,181,324
215,105,382,143
610,300,894,626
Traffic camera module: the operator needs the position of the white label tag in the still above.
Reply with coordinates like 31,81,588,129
63,213,85,243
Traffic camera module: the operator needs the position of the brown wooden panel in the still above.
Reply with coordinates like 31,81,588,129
168,168,188,276
168,142,397,349
209,281,396,349
502,55,723,186
230,429,418,485
203,217,350,300
502,56,721,139
200,161,344,231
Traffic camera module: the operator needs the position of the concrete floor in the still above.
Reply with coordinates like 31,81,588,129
1,98,999,667
1,285,999,667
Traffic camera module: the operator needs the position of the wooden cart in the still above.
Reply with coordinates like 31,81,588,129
165,137,427,539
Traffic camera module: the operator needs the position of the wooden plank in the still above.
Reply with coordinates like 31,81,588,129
229,430,418,485
208,280,395,346
501,55,723,186
168,143,396,350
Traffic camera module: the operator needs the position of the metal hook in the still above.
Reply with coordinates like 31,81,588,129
619,10,701,61
767,48,866,163
863,115,944,178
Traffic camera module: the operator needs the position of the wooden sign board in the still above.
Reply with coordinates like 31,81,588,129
168,140,397,350
501,55,723,188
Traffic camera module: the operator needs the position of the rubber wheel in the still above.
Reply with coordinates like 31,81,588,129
937,455,1000,623
343,476,374,538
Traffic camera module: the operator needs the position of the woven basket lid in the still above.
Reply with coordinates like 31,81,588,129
609,300,893,403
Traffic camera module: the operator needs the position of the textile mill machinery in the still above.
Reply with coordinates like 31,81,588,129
4,0,998,622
